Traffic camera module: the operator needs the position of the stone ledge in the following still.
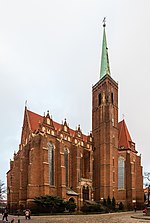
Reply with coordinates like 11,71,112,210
131,214,150,221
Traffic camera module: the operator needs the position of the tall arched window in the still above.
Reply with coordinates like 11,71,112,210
48,142,54,185
64,148,69,187
118,156,125,189
80,154,83,178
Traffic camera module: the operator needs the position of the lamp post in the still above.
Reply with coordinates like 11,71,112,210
100,197,104,204
132,199,136,211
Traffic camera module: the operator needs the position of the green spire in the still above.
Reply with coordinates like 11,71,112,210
100,19,110,79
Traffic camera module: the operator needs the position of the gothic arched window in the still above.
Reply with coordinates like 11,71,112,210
48,142,54,185
64,148,69,187
118,156,125,189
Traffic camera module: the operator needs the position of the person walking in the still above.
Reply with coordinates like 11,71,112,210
2,208,8,221
25,209,31,219
134,205,137,212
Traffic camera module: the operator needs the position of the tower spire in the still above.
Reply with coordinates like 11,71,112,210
100,18,110,79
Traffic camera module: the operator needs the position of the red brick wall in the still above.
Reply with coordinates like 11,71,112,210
92,75,118,201
7,115,93,211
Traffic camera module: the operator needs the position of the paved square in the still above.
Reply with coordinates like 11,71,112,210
4,212,150,223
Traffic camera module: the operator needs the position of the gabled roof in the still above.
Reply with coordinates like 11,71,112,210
118,119,133,150
26,109,88,142
27,110,43,132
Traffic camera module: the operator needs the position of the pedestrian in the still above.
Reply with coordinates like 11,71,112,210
16,209,21,217
25,209,31,219
2,207,8,221
134,205,137,212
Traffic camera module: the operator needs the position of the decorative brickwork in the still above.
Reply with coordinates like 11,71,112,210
92,75,143,208
7,24,144,211
7,109,93,211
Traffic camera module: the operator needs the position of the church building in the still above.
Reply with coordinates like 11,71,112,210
7,22,144,211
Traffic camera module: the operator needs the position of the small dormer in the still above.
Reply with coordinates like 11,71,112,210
58,119,71,142
43,110,54,129
74,124,83,139
46,110,50,124
77,124,82,137
62,118,70,133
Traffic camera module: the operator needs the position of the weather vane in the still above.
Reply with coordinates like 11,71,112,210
103,17,106,27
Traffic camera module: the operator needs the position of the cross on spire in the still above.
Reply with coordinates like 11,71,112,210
103,17,106,27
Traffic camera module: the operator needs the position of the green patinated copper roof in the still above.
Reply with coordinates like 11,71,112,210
100,25,110,79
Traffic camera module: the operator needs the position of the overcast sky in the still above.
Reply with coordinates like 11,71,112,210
0,0,150,184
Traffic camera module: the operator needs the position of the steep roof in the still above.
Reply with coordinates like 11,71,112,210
26,109,88,142
100,19,111,79
27,110,43,132
118,119,133,149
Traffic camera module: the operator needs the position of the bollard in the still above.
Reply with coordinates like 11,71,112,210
18,219,20,223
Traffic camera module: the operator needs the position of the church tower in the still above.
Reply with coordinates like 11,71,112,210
92,20,119,201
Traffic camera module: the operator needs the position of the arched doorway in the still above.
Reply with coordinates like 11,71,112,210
69,197,75,203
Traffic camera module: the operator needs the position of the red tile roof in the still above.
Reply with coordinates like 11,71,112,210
118,119,133,149
27,110,43,132
27,110,135,147
26,109,88,142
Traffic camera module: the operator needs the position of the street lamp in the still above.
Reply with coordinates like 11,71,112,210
100,197,104,204
132,199,136,211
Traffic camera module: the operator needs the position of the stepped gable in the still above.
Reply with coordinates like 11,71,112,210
118,119,136,151
27,109,88,142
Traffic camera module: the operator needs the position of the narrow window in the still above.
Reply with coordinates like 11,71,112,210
83,185,89,201
80,155,83,178
83,150,90,178
112,136,115,145
48,142,54,185
131,162,135,173
98,93,101,106
111,93,114,104
113,171,115,182
118,157,125,189
113,158,115,167
64,148,69,187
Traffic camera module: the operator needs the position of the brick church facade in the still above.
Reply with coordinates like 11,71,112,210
7,23,144,211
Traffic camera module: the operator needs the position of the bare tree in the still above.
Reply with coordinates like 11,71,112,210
0,180,6,200
144,172,150,182
144,172,150,206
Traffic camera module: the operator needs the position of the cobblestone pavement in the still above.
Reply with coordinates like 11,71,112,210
2,212,150,223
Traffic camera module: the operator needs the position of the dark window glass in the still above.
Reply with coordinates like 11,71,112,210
83,186,89,201
111,93,114,104
98,93,101,106
64,148,69,187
